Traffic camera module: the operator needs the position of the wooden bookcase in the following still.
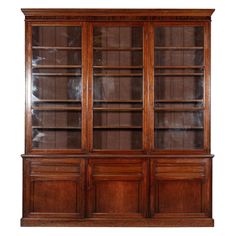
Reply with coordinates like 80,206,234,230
21,9,214,227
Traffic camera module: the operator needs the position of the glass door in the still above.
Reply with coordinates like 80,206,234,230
92,25,144,150
31,26,83,150
154,25,205,150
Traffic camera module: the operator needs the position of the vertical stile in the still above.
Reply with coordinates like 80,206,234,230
204,22,211,153
25,22,32,153
87,23,94,152
82,22,88,152
148,22,155,152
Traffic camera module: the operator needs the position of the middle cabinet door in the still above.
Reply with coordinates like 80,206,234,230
87,158,148,218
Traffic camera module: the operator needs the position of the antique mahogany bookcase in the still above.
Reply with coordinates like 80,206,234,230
21,9,215,227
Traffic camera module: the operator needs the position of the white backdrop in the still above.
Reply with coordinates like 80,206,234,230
0,0,235,235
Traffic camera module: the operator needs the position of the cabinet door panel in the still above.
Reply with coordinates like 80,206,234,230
32,180,78,213
23,158,85,219
150,158,212,218
87,159,147,218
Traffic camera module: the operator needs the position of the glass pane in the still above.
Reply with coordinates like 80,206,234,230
155,26,204,47
155,50,203,66
93,130,142,150
93,27,142,48
93,26,143,150
155,76,204,100
93,76,142,101
154,26,204,150
94,111,142,127
155,130,203,150
32,110,81,149
32,49,81,66
31,26,82,150
32,129,81,149
155,111,203,128
32,26,81,47
32,111,82,127
32,76,82,101
93,51,143,66
155,111,203,150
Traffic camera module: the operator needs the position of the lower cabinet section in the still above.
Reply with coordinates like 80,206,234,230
150,158,212,219
22,158,85,219
87,158,147,218
21,156,213,227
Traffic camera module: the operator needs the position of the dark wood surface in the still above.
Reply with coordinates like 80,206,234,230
21,8,214,227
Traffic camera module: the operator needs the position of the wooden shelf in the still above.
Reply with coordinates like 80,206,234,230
32,106,81,111
155,127,203,130
94,100,142,103
155,73,204,76
155,99,203,103
94,126,142,129
32,73,81,76
94,108,143,111
32,65,82,68
32,126,81,130
33,99,81,103
94,47,142,51
32,46,82,50
155,66,204,69
155,46,204,50
94,73,143,77
155,107,204,112
93,66,143,69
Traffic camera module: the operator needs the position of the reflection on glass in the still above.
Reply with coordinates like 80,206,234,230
32,77,82,101
32,129,81,149
32,50,81,66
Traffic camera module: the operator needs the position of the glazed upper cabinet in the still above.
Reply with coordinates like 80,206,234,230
25,17,210,154
22,9,214,227
153,25,206,151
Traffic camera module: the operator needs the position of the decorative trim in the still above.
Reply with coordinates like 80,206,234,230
21,217,214,227
21,9,214,22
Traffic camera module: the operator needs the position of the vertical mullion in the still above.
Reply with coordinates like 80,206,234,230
87,23,93,152
148,22,155,152
143,22,149,152
81,22,88,152
204,22,211,153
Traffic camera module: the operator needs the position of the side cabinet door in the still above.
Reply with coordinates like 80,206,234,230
150,158,212,219
87,158,147,218
23,158,85,219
